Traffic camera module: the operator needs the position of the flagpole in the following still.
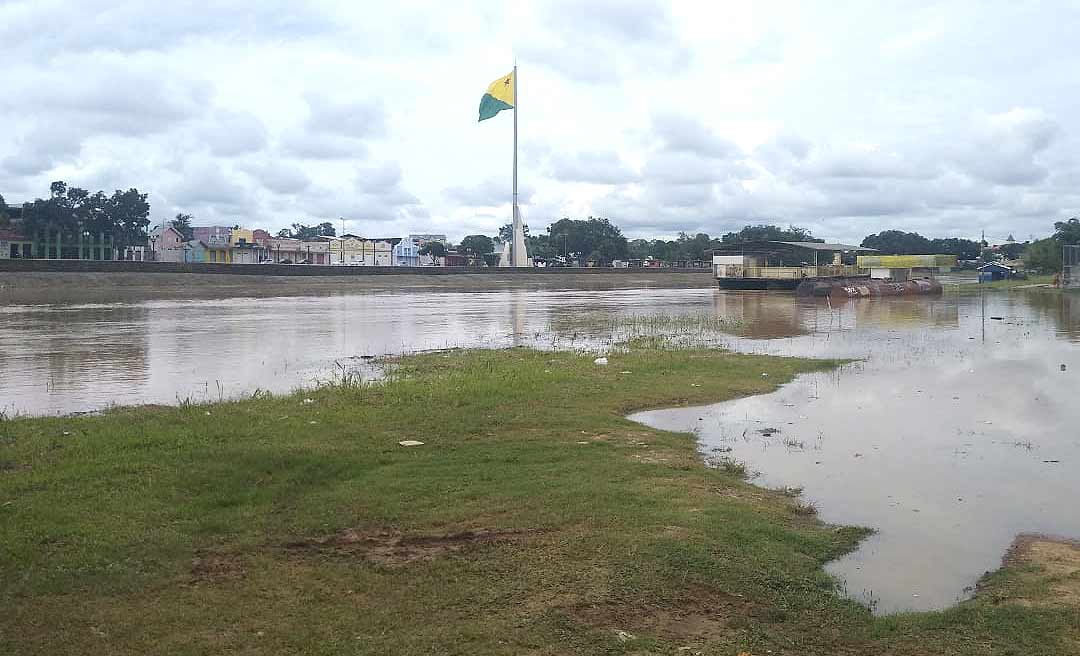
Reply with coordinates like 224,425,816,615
512,63,519,266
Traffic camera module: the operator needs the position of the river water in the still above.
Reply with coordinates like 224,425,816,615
1,282,1078,614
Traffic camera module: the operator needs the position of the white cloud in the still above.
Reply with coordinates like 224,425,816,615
2,1,1080,244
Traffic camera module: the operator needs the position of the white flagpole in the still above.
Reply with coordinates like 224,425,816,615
512,63,520,266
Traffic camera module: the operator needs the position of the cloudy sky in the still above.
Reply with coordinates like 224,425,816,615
2,0,1078,244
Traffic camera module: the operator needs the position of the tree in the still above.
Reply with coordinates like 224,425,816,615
998,241,1026,260
860,230,931,254
0,193,8,228
927,237,982,260
107,188,151,247
170,213,194,241
1025,238,1062,273
525,233,552,259
1053,217,1080,245
546,216,628,265
721,224,821,244
458,235,494,262
498,223,530,242
419,241,446,264
278,222,337,240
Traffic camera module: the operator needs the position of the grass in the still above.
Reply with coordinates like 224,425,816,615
951,273,1057,293
1,347,1077,655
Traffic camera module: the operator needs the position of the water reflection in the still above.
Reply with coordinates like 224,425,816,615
631,289,1080,614
2,285,1079,616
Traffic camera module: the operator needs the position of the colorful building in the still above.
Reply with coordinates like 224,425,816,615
149,225,186,262
393,237,420,266
266,238,330,264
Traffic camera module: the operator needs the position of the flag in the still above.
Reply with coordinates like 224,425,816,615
478,71,514,122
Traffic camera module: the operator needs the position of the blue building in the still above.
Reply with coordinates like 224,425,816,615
393,237,421,266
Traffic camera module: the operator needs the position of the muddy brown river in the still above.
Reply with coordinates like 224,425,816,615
1,281,1078,614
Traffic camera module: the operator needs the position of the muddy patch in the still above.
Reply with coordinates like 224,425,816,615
572,586,775,643
283,527,539,566
189,551,245,583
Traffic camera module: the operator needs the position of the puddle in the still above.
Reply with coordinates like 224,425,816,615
631,289,1080,613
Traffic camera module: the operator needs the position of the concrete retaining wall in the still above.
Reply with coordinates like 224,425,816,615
0,260,709,277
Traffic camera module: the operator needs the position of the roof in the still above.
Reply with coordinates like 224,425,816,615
709,240,875,253
977,262,1014,271
772,241,875,251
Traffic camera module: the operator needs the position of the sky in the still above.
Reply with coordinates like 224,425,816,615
1,0,1079,245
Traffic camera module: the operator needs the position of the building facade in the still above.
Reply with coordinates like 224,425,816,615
393,237,420,266
266,238,330,264
149,225,186,262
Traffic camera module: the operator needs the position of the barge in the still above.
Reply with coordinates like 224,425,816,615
710,243,957,296
709,241,873,290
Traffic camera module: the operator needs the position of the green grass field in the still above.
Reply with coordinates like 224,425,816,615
1,347,1076,654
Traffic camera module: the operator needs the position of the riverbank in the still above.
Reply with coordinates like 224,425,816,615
0,269,713,304
2,347,1077,654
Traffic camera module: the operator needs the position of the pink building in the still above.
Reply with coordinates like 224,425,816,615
149,225,186,262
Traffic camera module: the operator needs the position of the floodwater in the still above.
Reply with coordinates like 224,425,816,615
1,281,1079,614
631,288,1080,614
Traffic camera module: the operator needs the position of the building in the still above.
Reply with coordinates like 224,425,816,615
409,234,448,246
266,238,330,264
393,237,421,266
976,261,1016,282
148,225,186,262
183,240,209,263
192,226,231,248
709,241,872,289
0,228,33,259
227,227,267,264
323,235,401,265
1065,245,1080,289
857,254,958,281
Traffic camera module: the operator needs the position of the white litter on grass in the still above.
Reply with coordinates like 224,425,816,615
593,357,608,366
302,398,315,405
398,440,425,447
619,370,632,374
615,630,635,643
761,372,769,377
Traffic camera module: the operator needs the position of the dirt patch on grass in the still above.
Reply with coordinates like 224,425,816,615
571,585,773,643
1003,533,1080,608
283,527,540,566
189,552,245,583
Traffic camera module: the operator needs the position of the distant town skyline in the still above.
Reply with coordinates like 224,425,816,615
2,1,1078,245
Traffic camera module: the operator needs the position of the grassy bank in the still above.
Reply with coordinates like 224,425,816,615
2,347,1076,654
951,273,1057,293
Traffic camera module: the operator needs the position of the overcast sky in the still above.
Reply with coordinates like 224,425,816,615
2,0,1078,244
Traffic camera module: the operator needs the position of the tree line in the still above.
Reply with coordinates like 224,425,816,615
17,181,150,249
450,221,826,266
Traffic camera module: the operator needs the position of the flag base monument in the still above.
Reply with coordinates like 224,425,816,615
480,67,529,267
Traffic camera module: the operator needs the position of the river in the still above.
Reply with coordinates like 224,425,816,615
1,281,1078,614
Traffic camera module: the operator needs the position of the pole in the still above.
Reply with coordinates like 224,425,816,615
512,63,519,266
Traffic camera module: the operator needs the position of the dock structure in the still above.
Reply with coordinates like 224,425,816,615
708,241,874,290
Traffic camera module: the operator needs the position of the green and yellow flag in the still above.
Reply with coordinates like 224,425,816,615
478,71,514,122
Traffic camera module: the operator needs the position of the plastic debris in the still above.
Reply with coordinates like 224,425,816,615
398,440,424,447
593,357,608,365
615,630,635,643
302,398,315,404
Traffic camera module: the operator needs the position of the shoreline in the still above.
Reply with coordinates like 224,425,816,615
2,346,1077,654
0,270,715,304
